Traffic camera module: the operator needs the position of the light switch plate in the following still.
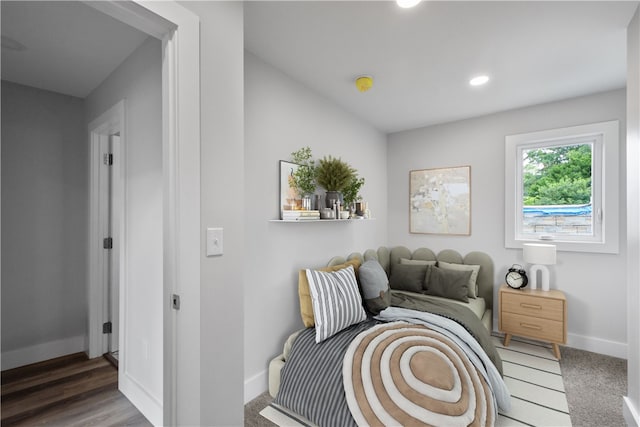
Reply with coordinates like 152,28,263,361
206,227,223,256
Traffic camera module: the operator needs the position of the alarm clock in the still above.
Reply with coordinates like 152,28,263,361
505,264,528,289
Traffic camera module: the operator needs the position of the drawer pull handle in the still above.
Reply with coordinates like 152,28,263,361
520,322,542,330
520,303,542,310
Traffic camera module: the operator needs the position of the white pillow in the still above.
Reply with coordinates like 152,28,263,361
305,265,367,343
437,261,481,299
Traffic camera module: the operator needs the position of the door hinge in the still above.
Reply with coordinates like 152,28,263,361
172,294,180,310
103,153,113,166
103,237,113,249
103,321,112,334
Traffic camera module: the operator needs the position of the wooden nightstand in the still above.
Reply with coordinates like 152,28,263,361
498,285,567,359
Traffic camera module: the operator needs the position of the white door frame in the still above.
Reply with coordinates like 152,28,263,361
84,2,200,426
109,134,121,355
88,101,125,361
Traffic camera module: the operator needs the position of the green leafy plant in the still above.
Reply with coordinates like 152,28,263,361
290,147,317,197
316,156,356,192
342,175,365,207
523,144,592,205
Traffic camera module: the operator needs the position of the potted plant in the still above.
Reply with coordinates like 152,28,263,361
316,156,356,208
342,175,365,214
290,147,317,209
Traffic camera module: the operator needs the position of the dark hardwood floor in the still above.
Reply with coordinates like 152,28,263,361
1,353,152,426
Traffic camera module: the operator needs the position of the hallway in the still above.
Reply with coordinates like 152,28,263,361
1,353,150,426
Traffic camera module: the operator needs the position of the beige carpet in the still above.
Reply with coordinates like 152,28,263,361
559,346,627,427
245,391,277,427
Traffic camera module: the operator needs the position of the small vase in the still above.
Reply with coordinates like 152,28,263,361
349,203,356,218
301,195,312,210
325,191,343,208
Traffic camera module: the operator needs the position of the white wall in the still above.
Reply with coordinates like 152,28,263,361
243,51,388,402
388,89,627,358
84,36,163,421
179,2,246,425
625,6,640,426
1,81,87,369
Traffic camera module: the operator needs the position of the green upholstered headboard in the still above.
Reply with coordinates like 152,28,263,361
327,245,495,310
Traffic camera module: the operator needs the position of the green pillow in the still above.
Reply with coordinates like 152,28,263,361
359,260,390,314
388,264,427,293
425,266,472,303
437,261,481,299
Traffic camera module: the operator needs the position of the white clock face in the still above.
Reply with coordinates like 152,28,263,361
507,271,523,286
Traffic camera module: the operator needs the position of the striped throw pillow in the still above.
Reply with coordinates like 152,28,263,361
306,265,367,343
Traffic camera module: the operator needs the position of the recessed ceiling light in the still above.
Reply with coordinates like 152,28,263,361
396,0,421,8
469,75,490,86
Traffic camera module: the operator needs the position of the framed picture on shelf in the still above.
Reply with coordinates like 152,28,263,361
280,160,299,219
409,165,471,235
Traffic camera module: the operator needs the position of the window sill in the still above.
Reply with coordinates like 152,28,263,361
506,237,618,254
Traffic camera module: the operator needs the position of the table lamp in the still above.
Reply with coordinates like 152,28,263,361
523,243,556,291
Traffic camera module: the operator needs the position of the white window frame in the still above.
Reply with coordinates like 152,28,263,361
505,120,619,254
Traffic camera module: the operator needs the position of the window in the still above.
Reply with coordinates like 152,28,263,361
505,121,619,253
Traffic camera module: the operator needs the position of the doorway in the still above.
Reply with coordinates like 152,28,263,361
2,1,200,425
108,133,121,361
88,101,123,357
88,101,124,363
83,3,202,426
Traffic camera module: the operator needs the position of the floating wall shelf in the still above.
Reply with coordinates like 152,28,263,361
269,218,373,223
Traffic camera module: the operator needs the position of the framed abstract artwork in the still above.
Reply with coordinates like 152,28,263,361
409,166,471,235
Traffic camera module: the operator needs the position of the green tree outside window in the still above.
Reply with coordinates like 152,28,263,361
522,144,592,206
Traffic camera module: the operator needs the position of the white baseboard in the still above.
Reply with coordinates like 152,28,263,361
244,368,268,404
119,371,162,426
624,396,640,427
566,332,627,359
492,329,627,359
1,335,87,371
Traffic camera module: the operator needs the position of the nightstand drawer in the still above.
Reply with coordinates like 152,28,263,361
501,312,565,343
502,292,564,321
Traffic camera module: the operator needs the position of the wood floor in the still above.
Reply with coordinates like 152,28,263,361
1,353,152,426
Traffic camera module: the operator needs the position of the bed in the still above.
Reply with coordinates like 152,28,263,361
268,246,510,426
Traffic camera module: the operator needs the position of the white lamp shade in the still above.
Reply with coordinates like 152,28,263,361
523,243,556,265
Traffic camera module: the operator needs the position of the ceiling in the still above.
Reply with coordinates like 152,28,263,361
1,1,638,133
1,1,149,98
245,1,639,133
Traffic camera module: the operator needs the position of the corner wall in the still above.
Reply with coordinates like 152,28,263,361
1,81,87,369
243,51,388,402
388,89,627,358
625,5,640,426
179,1,246,425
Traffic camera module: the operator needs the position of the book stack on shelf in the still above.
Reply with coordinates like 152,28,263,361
281,210,320,221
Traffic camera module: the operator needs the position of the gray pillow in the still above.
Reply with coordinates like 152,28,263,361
425,266,472,303
359,260,390,314
437,261,481,298
388,264,427,293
